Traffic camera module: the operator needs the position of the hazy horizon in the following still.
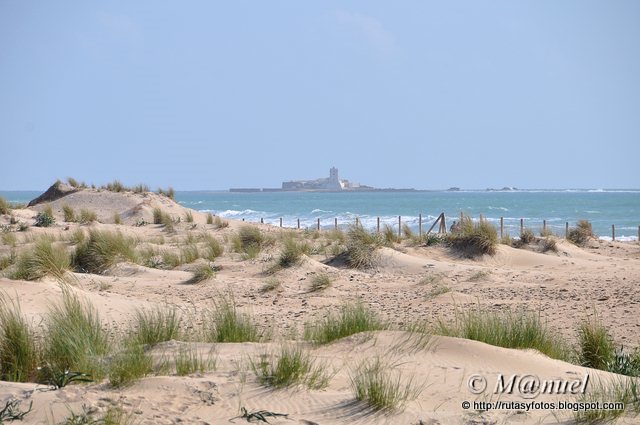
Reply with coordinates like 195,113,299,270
1,1,638,190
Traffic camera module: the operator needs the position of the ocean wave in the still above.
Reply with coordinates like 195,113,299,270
599,236,638,242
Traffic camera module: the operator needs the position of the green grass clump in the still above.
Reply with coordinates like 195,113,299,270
251,345,331,389
568,220,593,246
132,306,181,346
62,204,76,222
350,357,423,411
78,209,97,224
179,244,199,264
161,250,181,268
132,183,149,193
435,307,569,361
157,187,175,200
12,237,70,281
382,224,400,245
401,223,414,239
152,208,163,225
343,225,384,269
108,344,153,388
202,234,223,260
202,296,261,343
206,213,214,225
574,378,639,423
447,216,498,257
233,226,269,258
0,252,16,271
41,290,110,384
277,237,307,268
213,216,229,229
105,180,125,192
73,229,138,274
304,302,385,344
0,294,38,382
261,277,281,293
309,273,332,292
174,346,216,376
0,197,10,215
184,211,194,223
2,232,17,247
577,315,616,371
185,263,215,284
113,213,122,225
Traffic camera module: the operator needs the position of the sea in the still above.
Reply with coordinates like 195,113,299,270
2,190,639,241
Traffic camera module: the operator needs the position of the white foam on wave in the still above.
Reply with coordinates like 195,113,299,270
599,236,638,242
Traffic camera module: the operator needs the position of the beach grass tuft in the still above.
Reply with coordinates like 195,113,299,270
304,301,385,344
174,346,216,376
251,344,331,389
132,306,181,346
12,237,70,281
435,306,570,361
0,294,39,382
309,273,332,292
41,289,110,384
446,215,498,257
343,225,383,269
350,356,423,411
577,314,615,371
108,343,153,388
62,204,76,222
568,219,593,246
73,229,137,274
202,295,261,343
185,263,215,284
0,197,10,215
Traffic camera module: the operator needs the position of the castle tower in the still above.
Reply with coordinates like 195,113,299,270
329,167,339,182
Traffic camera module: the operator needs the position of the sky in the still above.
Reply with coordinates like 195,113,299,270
1,1,639,190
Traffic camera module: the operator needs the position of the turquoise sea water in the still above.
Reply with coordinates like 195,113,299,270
2,190,639,241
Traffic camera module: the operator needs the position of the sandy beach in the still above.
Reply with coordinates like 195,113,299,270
1,185,639,424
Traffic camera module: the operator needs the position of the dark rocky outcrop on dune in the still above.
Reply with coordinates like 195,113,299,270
27,181,78,207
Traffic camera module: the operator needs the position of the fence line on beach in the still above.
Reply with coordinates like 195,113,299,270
247,213,640,242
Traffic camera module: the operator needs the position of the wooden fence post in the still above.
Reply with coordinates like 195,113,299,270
279,217,282,227
335,217,338,230
565,222,569,239
543,219,547,234
612,224,616,242
317,218,320,231
356,217,359,226
377,217,380,233
500,217,504,239
297,218,300,229
480,213,484,222
520,218,524,236
419,213,422,237
460,211,463,222
398,216,402,237
261,217,264,224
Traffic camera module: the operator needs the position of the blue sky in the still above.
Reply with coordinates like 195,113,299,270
1,1,639,190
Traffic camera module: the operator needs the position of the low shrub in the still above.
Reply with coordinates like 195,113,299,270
78,209,98,224
309,273,332,292
568,220,593,246
35,211,55,227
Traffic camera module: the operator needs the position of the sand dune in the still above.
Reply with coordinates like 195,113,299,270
1,188,639,424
